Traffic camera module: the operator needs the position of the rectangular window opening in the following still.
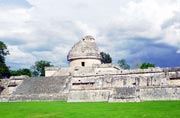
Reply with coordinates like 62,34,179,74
72,82,95,85
81,62,85,67
169,77,180,80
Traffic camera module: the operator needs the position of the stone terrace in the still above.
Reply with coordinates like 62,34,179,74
1,76,70,102
13,76,68,95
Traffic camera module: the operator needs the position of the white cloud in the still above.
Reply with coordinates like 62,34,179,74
7,45,36,64
0,6,30,38
160,12,180,50
177,50,180,54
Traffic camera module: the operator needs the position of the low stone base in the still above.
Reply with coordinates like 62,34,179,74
0,93,67,102
67,90,110,102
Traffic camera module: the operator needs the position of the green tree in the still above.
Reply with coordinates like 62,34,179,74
140,62,155,69
10,68,32,77
31,60,53,77
100,52,112,63
0,41,10,78
0,63,10,78
117,59,130,69
0,41,9,63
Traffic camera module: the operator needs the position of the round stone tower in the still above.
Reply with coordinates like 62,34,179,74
67,35,101,67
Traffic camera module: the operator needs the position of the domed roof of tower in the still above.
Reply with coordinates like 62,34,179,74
67,35,101,61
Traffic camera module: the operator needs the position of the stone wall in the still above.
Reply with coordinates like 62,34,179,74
140,86,180,101
109,87,140,102
68,90,110,102
70,59,101,67
67,66,180,102
8,94,67,102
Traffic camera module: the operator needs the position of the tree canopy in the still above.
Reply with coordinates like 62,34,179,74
10,68,32,77
0,63,10,78
140,62,155,69
100,52,112,64
117,59,130,69
0,41,9,63
0,41,10,78
31,60,53,77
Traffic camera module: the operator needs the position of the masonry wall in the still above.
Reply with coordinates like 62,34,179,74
140,86,180,101
68,67,180,102
70,59,101,67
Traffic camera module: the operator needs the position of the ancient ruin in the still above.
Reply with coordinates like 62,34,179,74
0,35,180,102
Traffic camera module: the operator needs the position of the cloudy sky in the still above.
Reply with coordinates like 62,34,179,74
0,0,180,69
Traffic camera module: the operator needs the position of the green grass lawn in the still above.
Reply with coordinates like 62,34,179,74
0,101,180,118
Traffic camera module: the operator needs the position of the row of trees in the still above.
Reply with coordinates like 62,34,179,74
10,69,31,77
0,60,52,78
100,52,155,69
10,60,53,77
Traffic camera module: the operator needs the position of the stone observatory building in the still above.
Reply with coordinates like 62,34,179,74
67,35,101,67
0,35,180,102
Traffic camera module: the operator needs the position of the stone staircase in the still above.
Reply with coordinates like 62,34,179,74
8,76,70,101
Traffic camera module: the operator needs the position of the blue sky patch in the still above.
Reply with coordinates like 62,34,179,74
0,0,31,7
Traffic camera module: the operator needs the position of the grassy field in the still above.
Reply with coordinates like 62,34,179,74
0,101,180,118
